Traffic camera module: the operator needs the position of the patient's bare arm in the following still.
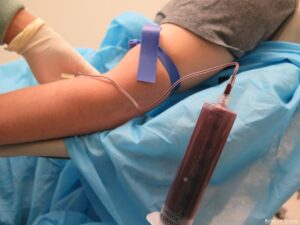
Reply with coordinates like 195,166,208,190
0,24,233,145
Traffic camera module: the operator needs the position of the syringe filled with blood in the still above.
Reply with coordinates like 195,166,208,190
158,63,238,225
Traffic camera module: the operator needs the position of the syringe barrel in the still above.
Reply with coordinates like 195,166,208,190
160,102,236,225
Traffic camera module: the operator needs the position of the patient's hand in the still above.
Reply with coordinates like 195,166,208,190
5,10,99,83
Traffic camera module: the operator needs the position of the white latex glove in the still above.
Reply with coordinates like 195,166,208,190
6,18,99,83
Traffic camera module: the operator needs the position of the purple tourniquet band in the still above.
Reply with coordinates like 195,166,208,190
157,47,180,90
129,23,180,91
137,24,161,83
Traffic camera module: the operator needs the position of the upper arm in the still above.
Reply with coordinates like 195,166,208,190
158,24,234,90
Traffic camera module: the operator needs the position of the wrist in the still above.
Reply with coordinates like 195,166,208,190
4,9,36,44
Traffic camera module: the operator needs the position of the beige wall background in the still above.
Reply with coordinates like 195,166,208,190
0,0,169,64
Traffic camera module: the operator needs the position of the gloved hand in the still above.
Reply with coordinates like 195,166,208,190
6,18,100,83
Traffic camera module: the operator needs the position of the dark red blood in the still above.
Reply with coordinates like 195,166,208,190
160,103,236,225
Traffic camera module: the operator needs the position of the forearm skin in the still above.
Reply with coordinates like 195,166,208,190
3,9,35,44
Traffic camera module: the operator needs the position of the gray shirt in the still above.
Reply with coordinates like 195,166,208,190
155,0,297,57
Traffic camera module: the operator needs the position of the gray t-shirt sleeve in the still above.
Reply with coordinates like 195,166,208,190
0,0,24,44
155,0,297,57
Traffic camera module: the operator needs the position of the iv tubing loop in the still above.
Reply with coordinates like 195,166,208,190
65,61,239,113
